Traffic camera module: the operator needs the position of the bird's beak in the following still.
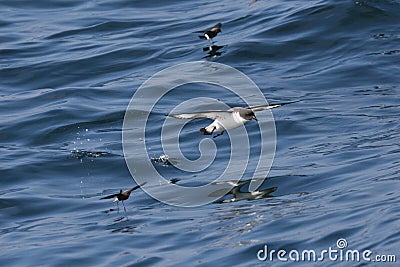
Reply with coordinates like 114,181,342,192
253,115,258,121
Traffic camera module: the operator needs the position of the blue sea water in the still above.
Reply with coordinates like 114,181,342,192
1,0,399,266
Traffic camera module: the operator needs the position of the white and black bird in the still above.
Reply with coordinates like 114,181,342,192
197,23,222,41
100,182,146,213
169,102,297,138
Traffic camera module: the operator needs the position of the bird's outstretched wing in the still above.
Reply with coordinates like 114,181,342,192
128,182,147,193
193,23,222,33
210,23,222,32
168,110,231,120
100,193,118,200
248,101,300,112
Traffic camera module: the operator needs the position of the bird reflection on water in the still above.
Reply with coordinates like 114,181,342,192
210,178,277,204
202,45,225,59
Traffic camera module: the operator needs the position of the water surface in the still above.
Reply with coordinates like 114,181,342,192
1,0,399,266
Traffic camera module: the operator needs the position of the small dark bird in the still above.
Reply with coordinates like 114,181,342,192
100,182,146,213
197,23,222,41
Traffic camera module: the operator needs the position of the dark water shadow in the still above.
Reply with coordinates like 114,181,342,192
202,45,225,59
209,175,308,203
210,178,277,204
108,219,138,233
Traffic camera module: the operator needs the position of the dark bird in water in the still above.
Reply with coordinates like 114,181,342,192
100,182,146,213
169,101,298,138
197,23,222,41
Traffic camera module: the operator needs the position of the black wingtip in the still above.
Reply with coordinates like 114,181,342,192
129,182,147,192
268,100,301,107
276,100,301,106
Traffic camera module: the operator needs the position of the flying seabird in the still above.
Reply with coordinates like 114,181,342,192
100,182,146,213
169,101,297,138
197,23,222,41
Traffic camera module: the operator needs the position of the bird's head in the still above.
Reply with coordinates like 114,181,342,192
245,110,257,121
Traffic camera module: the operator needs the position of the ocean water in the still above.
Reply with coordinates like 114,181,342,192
1,0,399,266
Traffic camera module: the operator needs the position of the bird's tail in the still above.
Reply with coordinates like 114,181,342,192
200,128,208,134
